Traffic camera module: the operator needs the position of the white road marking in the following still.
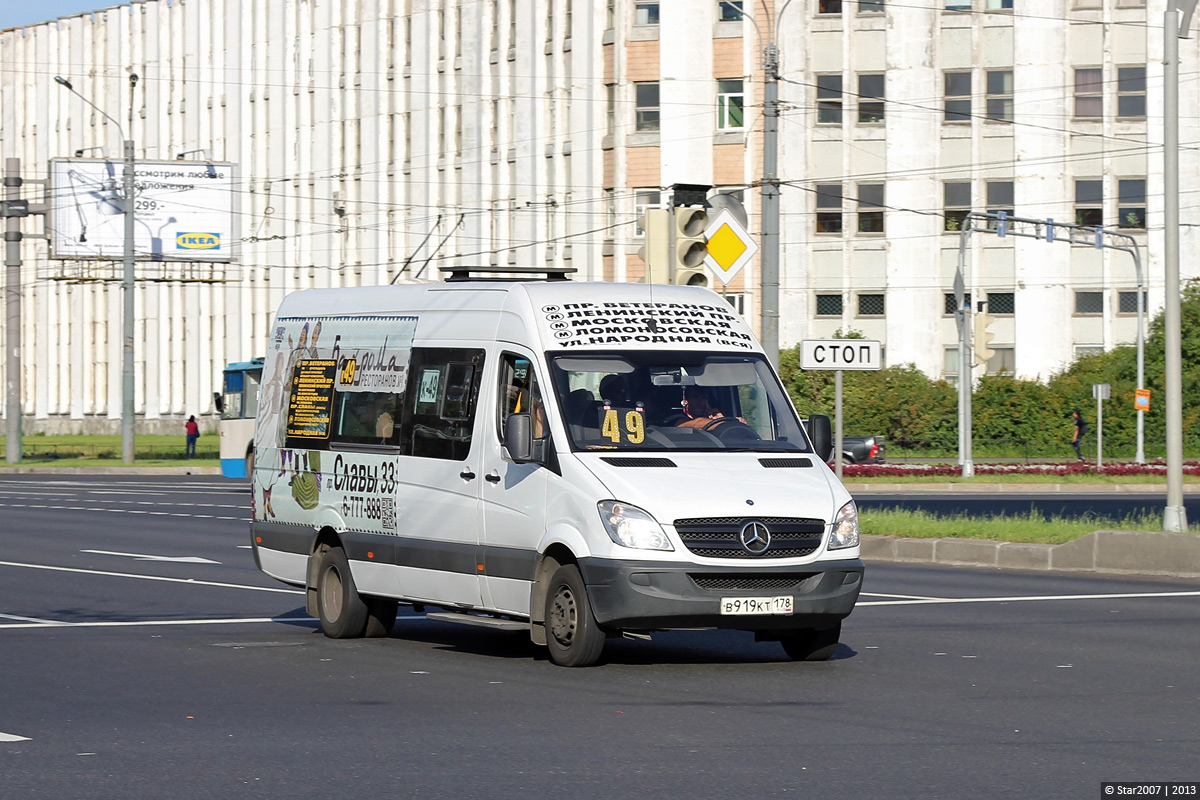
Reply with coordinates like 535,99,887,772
0,560,301,595
0,732,32,742
81,550,222,565
0,616,316,630
0,613,68,625
858,589,1200,607
0,502,243,520
861,592,946,600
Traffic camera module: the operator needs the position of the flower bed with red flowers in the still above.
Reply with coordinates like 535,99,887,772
838,461,1200,479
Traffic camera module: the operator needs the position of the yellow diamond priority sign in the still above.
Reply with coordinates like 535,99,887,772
703,209,758,286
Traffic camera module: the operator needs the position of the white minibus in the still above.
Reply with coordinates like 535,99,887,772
250,274,862,666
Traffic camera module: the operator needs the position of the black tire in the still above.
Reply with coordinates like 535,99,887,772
544,564,606,667
780,622,841,662
315,545,369,639
364,598,398,638
245,450,255,482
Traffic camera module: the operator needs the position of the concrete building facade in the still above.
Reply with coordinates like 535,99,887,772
0,0,1195,432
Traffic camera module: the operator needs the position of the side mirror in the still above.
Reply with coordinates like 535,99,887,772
505,413,534,463
213,392,225,414
807,414,833,463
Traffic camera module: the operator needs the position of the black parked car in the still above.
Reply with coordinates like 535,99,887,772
841,435,886,464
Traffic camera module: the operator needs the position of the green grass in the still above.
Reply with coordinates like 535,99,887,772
859,508,1163,545
0,434,217,467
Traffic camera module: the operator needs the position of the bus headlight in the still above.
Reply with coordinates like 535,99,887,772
828,500,860,550
597,501,673,551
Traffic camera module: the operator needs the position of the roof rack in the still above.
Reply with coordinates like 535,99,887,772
439,265,576,282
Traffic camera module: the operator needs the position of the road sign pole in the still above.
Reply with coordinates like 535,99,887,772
4,158,22,465
1096,392,1103,470
835,369,843,480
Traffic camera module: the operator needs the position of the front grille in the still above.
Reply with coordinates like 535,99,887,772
674,516,825,559
690,574,816,591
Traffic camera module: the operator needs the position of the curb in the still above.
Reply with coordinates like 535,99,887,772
861,530,1200,580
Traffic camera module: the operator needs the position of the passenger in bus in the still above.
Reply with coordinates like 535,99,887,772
599,374,629,406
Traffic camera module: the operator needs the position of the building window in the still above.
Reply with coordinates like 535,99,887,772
635,2,659,25
606,85,615,134
1075,180,1103,227
635,83,659,131
1075,68,1103,118
816,294,844,316
1075,291,1104,315
1119,178,1146,229
717,79,744,129
986,180,1014,229
986,0,1013,8
944,181,971,231
946,0,971,10
944,292,971,315
858,74,885,124
607,0,615,29
1075,345,1105,359
814,185,843,234
944,347,960,381
986,70,1013,122
985,348,1015,376
859,0,884,12
987,292,1015,315
816,184,843,234
1118,290,1147,315
945,72,972,122
818,0,842,13
858,293,885,317
634,189,661,235
817,75,843,124
857,183,885,233
1118,66,1146,118
718,0,743,21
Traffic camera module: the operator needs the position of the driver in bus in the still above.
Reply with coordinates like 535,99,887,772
677,386,724,429
676,385,747,430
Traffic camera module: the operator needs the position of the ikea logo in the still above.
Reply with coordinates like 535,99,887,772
175,233,221,250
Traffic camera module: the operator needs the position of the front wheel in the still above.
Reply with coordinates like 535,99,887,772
780,622,841,662
316,545,369,639
544,564,606,667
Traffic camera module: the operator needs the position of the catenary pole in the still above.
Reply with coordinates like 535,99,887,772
1162,1,1193,532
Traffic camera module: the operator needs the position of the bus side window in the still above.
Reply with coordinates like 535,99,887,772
405,348,485,460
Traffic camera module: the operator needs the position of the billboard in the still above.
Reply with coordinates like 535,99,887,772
49,158,236,263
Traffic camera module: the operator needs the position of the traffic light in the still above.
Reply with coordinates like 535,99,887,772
973,309,996,366
636,208,671,284
674,206,708,286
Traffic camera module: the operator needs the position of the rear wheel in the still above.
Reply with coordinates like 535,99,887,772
316,545,369,639
245,447,254,481
780,622,841,662
364,598,398,638
544,564,606,667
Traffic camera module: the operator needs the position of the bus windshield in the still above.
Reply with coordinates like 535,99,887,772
547,352,811,453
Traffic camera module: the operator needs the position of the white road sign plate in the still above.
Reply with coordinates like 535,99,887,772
800,339,883,371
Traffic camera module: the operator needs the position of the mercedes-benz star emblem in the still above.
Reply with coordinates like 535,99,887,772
739,521,771,555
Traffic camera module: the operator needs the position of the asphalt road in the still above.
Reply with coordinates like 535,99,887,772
855,491,1200,522
1,475,1198,800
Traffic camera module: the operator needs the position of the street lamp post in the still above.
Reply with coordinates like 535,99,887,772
55,75,137,465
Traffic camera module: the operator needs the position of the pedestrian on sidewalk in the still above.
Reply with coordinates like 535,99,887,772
185,415,200,458
1071,409,1087,462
